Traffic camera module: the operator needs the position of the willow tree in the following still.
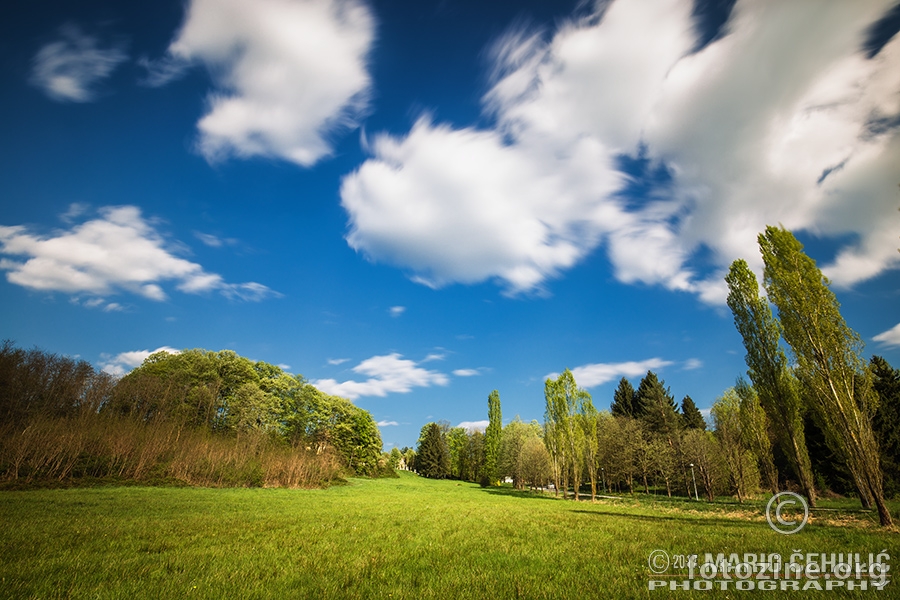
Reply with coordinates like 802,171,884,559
725,258,817,507
544,369,591,499
759,226,891,526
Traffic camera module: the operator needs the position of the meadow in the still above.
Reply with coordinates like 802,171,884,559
1,472,898,599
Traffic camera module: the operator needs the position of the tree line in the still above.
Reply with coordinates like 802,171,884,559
0,344,387,487
406,226,900,528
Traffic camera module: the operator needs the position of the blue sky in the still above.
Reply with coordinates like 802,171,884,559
2,0,900,449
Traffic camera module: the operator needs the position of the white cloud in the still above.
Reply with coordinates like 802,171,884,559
874,323,900,348
312,353,449,400
389,305,405,317
547,358,674,388
0,205,278,303
683,358,704,371
341,0,900,301
457,420,489,433
327,357,350,366
161,0,374,166
100,346,180,376
452,368,480,377
30,24,127,102
376,420,399,427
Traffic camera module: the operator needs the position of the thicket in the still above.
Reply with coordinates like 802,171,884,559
0,342,385,488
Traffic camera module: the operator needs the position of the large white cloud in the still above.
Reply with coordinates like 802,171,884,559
341,0,900,301
0,205,278,303
100,346,180,376
160,0,374,166
546,358,675,388
312,353,449,400
29,24,127,102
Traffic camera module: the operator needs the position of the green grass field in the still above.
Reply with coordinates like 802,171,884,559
1,472,898,599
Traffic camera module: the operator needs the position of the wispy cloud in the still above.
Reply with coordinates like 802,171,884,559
30,24,127,102
546,358,674,388
682,358,703,371
389,305,406,317
452,368,481,377
312,353,449,400
376,420,399,427
874,323,900,348
100,346,180,376
0,206,279,303
327,358,351,366
341,0,900,302
155,0,375,167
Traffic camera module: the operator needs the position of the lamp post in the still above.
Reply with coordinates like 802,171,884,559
690,463,699,501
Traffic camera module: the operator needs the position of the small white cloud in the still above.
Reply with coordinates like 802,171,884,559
160,0,375,166
277,363,291,371
103,302,124,312
30,24,127,102
376,420,399,427
683,358,703,371
389,306,405,317
0,205,279,304
327,357,350,366
452,368,480,377
547,358,674,388
457,420,489,433
874,323,900,348
100,346,180,376
312,353,449,400
422,353,445,362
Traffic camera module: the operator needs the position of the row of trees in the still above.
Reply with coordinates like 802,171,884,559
0,343,385,486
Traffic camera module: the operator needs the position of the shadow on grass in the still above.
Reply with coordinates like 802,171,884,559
477,486,560,501
570,508,761,529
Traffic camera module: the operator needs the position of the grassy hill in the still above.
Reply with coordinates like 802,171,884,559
1,472,897,598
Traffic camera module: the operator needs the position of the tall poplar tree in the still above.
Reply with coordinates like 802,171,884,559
725,258,817,506
484,389,502,485
760,226,891,526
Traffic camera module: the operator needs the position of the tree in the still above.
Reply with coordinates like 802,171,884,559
500,417,541,489
544,369,592,500
446,426,470,480
519,435,552,491
636,371,681,440
681,396,706,430
711,388,760,503
611,377,637,417
735,379,779,495
681,428,723,502
760,225,891,526
484,390,503,485
416,422,450,478
870,356,900,498
725,257,817,507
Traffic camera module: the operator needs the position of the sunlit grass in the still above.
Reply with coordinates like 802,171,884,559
1,472,898,599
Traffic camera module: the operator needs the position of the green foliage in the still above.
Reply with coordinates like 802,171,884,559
484,390,502,485
415,422,450,479
635,371,680,438
871,356,900,498
711,389,761,502
611,377,636,418
680,395,706,430
760,225,891,525
725,257,816,505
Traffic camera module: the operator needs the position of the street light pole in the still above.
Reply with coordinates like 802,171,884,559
690,463,699,501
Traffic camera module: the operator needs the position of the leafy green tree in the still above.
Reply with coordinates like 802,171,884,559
681,396,706,430
544,369,592,499
416,422,450,479
485,390,503,485
519,435,552,491
446,426,470,480
611,377,636,417
725,258,817,506
760,226,891,526
712,388,760,502
735,379,779,495
388,447,402,469
681,428,723,501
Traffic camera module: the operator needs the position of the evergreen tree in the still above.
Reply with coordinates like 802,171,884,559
681,396,706,430
611,377,637,417
871,356,900,498
636,371,680,438
416,422,450,478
